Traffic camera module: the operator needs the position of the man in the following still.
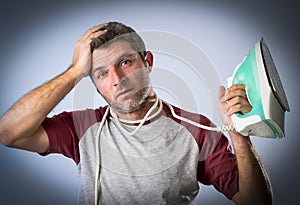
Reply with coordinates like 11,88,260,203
0,22,272,204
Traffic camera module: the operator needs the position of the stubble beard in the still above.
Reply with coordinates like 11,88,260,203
110,85,152,114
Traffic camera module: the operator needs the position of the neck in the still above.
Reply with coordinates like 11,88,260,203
113,92,158,121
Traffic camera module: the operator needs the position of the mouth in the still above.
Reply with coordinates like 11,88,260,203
116,88,135,99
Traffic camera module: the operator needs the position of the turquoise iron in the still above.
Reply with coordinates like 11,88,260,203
227,38,290,139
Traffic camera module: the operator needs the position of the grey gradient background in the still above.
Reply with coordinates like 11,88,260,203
0,0,299,204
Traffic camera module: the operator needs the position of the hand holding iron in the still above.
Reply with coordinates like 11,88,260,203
218,84,252,126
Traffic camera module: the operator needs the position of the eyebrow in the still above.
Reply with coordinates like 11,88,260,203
92,52,137,74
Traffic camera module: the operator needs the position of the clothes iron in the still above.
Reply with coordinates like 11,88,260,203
227,38,290,139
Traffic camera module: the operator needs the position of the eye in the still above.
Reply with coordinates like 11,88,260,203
120,59,132,68
97,70,108,79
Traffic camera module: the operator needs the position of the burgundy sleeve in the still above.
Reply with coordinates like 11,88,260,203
197,130,239,200
40,107,106,164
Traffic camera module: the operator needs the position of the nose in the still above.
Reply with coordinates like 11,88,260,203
110,66,124,87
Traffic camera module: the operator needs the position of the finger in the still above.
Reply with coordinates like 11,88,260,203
88,23,108,34
88,29,107,41
227,84,246,91
81,23,108,41
225,88,247,101
226,97,252,115
226,96,245,109
227,103,252,115
83,28,107,42
218,85,226,103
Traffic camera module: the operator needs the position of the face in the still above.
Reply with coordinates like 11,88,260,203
91,40,153,114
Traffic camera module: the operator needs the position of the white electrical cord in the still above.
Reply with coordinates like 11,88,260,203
94,98,235,204
162,99,236,132
94,106,109,205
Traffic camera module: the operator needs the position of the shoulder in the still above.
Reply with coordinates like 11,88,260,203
50,105,109,122
42,105,109,138
71,105,109,122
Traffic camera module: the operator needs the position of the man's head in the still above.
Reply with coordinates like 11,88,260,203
89,22,154,115
90,22,147,63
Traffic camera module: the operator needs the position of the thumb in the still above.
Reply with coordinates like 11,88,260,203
218,85,226,102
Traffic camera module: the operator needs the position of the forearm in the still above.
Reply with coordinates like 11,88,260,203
0,23,107,148
0,65,81,146
230,131,273,205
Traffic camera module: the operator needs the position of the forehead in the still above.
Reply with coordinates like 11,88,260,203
92,40,135,67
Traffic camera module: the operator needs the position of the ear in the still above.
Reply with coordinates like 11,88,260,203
145,51,154,72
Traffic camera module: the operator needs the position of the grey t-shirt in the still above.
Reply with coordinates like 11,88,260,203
42,103,238,205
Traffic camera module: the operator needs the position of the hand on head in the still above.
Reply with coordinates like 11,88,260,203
72,23,108,79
